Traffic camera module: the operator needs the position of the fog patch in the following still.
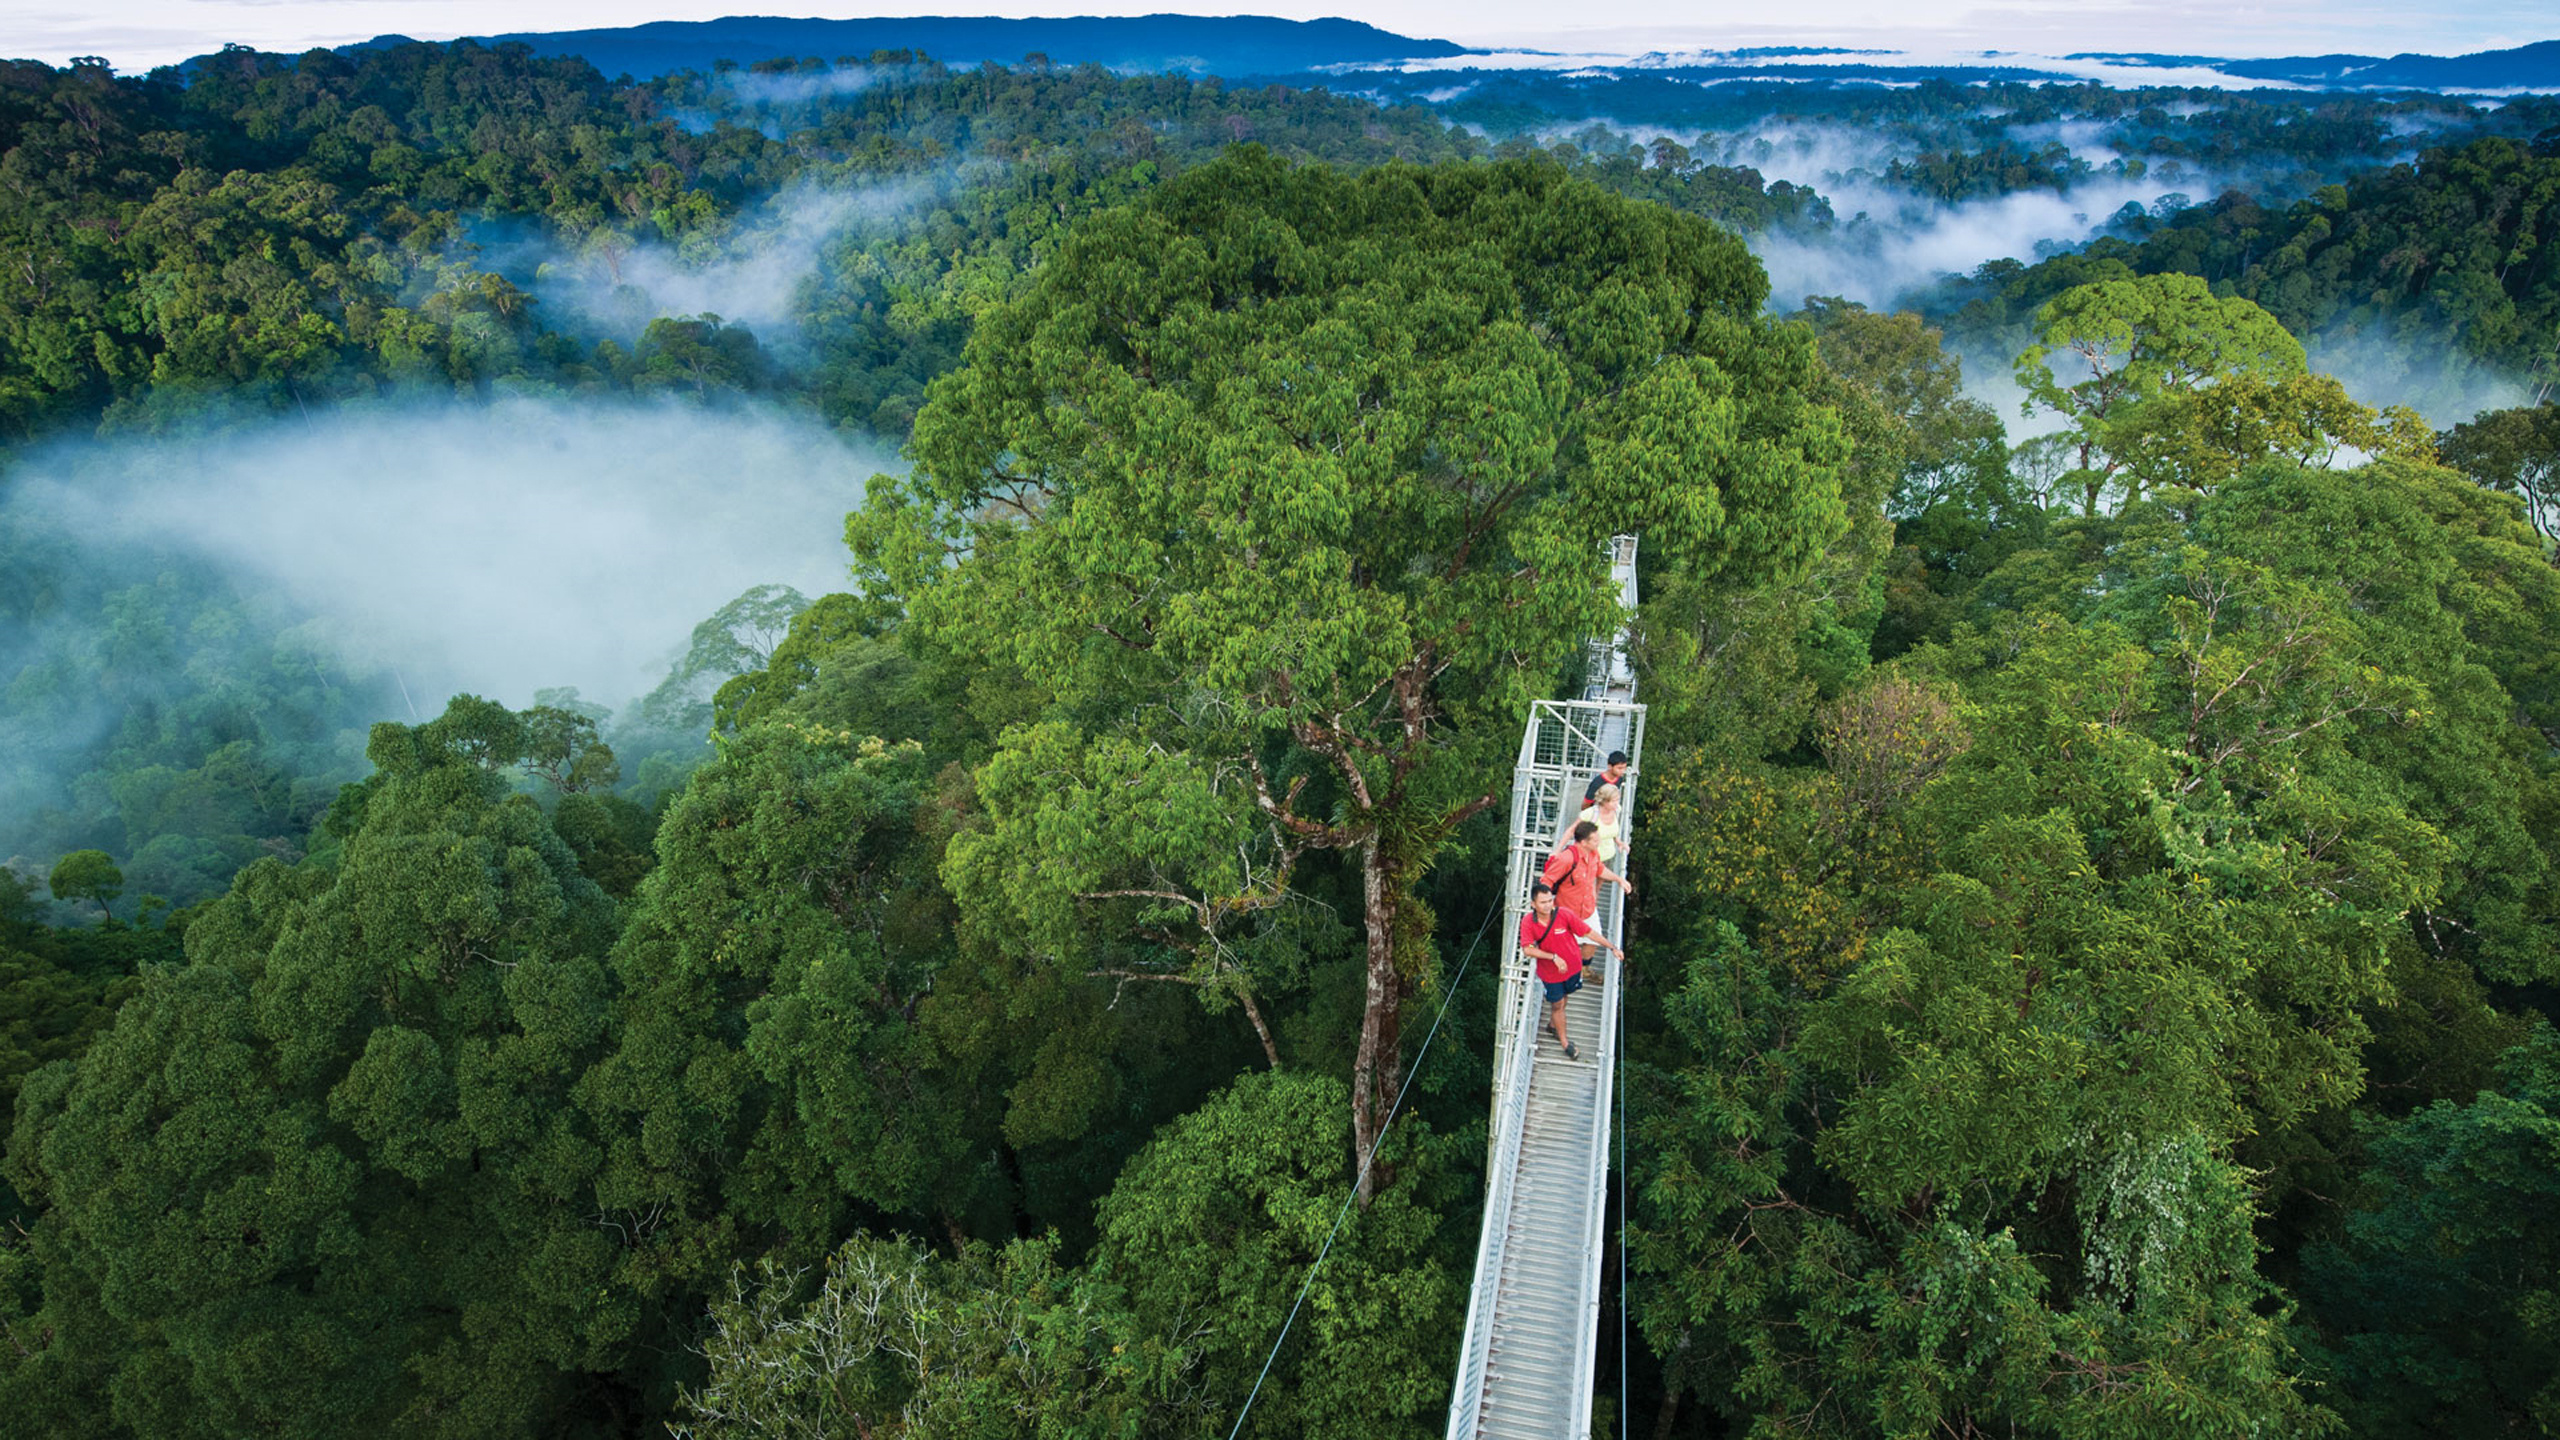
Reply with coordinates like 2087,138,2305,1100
724,66,888,107
474,177,940,348
2303,331,2541,428
660,62,944,139
1683,121,2243,313
1751,163,2223,312
2004,117,2120,166
6,397,888,711
1519,118,2242,312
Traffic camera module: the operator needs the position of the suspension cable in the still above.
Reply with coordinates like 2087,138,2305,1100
1224,899,1506,1440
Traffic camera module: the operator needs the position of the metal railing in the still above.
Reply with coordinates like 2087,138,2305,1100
1569,884,1629,1436
1447,537,1644,1440
1445,960,1546,1426
1488,700,1645,1073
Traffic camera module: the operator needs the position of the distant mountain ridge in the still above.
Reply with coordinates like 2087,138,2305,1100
350,14,1467,81
335,15,2558,93
2219,39,2560,88
2073,40,2560,88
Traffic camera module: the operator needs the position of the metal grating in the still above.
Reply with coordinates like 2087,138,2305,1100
1449,537,1644,1440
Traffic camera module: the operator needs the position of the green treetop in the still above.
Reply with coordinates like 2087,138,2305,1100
44,851,122,923
851,148,1850,1194
2439,402,2560,560
2016,272,2429,513
3,698,625,1437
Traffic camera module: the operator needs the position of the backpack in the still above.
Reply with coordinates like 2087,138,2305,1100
1546,846,1588,893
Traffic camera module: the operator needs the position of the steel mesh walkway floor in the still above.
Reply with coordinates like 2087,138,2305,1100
1470,968,1611,1438
1448,540,1641,1440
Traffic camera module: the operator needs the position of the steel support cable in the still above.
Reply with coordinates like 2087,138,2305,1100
1225,899,1506,1440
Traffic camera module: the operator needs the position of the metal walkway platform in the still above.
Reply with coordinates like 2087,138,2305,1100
1447,537,1644,1440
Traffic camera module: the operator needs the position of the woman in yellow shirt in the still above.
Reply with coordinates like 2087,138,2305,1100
1576,782,1627,867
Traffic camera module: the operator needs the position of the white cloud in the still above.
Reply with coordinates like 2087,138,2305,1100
6,398,890,709
476,177,938,346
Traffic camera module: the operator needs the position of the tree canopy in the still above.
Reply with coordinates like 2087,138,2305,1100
2,38,2556,1440
851,147,1849,1190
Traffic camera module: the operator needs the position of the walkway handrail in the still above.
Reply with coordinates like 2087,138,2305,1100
1447,536,1644,1440
1571,877,1629,1430
1446,966,1546,1429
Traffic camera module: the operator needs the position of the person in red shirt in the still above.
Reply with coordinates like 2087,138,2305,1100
1519,880,1623,1061
1540,821,1632,971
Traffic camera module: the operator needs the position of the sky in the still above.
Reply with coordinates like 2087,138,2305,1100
11,0,2556,74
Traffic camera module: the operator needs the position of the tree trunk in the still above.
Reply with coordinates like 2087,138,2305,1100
1237,983,1281,1070
1651,1329,1692,1440
1349,833,1404,1206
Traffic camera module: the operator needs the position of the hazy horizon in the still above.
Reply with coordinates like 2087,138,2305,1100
8,2,2554,76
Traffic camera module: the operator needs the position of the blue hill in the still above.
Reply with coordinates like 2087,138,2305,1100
331,18,2557,95
351,14,1468,80
2216,39,2560,88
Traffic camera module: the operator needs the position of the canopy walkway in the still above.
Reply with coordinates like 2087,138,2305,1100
1446,536,1644,1440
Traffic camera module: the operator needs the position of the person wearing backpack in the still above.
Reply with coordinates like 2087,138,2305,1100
1540,818,1631,970
1519,880,1623,1061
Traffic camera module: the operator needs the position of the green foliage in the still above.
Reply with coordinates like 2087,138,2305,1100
2014,271,2304,463
2301,1025,2560,1438
580,721,962,1291
677,1233,1194,1439
2438,401,2560,554
1632,444,2560,1435
44,849,122,920
1796,299,2011,526
707,592,919,740
1927,137,2560,417
631,584,810,737
2014,272,2429,511
1772,299,2017,680
1634,656,2386,1433
1493,124,1836,231
0,917,146,1214
1091,1069,1463,1439
948,721,1334,1070
1887,138,2101,201
4,696,625,1437
0,44,1504,440
675,1070,1463,1440
3,41,2558,1440
853,147,1848,1181
0,545,386,907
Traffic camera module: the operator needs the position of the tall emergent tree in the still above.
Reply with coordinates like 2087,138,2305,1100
2015,272,2429,513
44,851,122,923
850,148,1849,1193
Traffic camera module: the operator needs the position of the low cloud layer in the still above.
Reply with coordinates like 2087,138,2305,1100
478,177,937,347
8,397,890,711
1749,180,2178,312
1684,122,2237,311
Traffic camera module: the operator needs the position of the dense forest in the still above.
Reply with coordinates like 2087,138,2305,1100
3,37,2558,1439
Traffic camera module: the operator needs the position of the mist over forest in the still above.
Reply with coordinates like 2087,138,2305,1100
2,28,2557,1440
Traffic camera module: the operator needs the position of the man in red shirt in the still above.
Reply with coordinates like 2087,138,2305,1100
1540,820,1632,963
1519,880,1624,1061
